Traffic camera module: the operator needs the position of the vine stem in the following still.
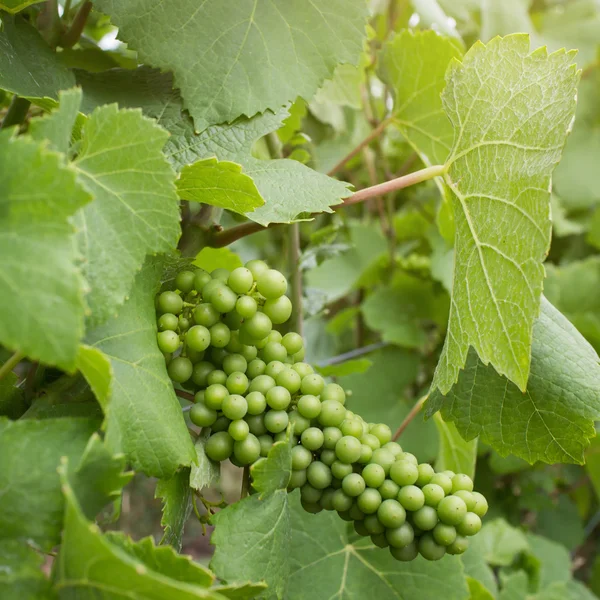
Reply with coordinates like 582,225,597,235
392,395,427,441
60,0,92,48
208,164,446,248
240,466,251,499
1,96,31,130
176,389,195,403
317,341,389,368
0,350,24,382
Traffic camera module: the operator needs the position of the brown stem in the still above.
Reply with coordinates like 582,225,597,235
176,388,195,402
241,466,251,499
393,395,427,441
0,350,24,382
60,0,92,48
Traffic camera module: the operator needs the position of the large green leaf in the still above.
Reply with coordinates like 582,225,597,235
432,35,578,394
0,417,97,550
433,413,477,479
156,468,193,552
428,298,600,464
476,519,528,567
190,432,220,492
77,67,351,225
73,104,180,326
460,536,498,598
288,492,469,600
380,29,462,166
0,540,54,600
0,16,75,101
94,0,368,131
0,132,90,369
85,258,196,477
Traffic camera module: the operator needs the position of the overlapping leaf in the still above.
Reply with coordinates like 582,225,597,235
94,0,368,131
428,298,600,464
0,540,53,600
433,413,477,478
156,468,193,552
85,258,196,477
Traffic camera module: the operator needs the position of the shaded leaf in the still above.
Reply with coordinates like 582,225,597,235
190,432,220,493
433,413,477,479
156,468,193,552
0,540,54,600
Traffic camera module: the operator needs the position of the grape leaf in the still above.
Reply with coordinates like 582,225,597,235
550,194,585,238
73,104,180,326
0,540,53,600
177,158,264,216
94,0,368,131
288,492,469,600
77,67,351,225
0,360,26,419
545,257,600,352
476,519,529,567
0,417,97,550
85,258,196,478
250,432,292,496
0,132,90,370
156,468,193,552
526,533,571,591
432,35,579,394
0,16,75,101
316,358,372,378
190,432,220,492
433,413,477,479
56,466,225,599
428,298,600,464
461,536,498,598
76,344,113,408
194,247,243,275
379,30,462,166
498,571,529,600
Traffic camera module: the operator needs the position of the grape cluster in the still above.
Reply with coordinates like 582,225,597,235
155,261,488,561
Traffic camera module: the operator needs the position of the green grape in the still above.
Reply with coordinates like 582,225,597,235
301,484,323,504
207,369,227,386
289,411,310,434
301,501,322,514
193,270,212,292
437,496,467,526
472,492,489,517
222,394,248,420
167,356,192,383
194,391,205,404
361,433,381,450
248,374,276,395
211,416,231,433
236,295,257,319
357,488,382,515
240,344,257,363
412,506,438,531
359,444,373,464
371,533,389,548
422,483,445,508
210,323,231,348
456,512,481,536
398,485,425,512
266,385,291,410
245,259,269,280
349,504,365,521
226,372,249,395
281,332,303,355
379,479,400,500
430,473,453,495
354,520,369,537
322,426,343,450
262,296,292,324
224,311,243,331
205,432,234,462
242,312,272,340
291,362,312,377
209,347,229,367
386,523,414,548
234,433,261,464
341,473,366,497
292,445,313,470
266,330,283,343
318,400,346,427
416,463,435,487
157,330,180,354
201,279,224,303
289,469,307,489
369,423,392,445
377,499,406,528
257,269,288,298
452,473,474,493
441,470,456,479
370,449,395,475
275,368,301,393
175,270,195,293
292,348,305,362
433,523,457,546
193,303,220,327
362,463,386,489
454,490,476,512
158,291,183,315
390,460,419,486
340,419,364,438
300,373,325,395
186,347,205,363
211,268,230,282
301,427,324,451
363,514,385,535
331,461,353,480
335,436,362,464
258,434,273,457
204,384,228,410
229,419,250,441
228,267,254,294
321,383,346,404
447,536,469,555
297,395,321,419
185,325,210,352
264,360,285,378
418,533,446,561
245,414,267,436
158,313,178,332
397,452,418,465
382,442,403,457
390,542,418,561
316,488,334,511
246,358,266,379
319,449,336,466
331,489,353,512
189,403,217,428
330,477,342,490
246,391,267,415
261,342,287,363
307,461,332,490
264,410,289,433
222,354,247,375
178,315,190,332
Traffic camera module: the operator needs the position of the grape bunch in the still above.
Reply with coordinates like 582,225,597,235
155,260,488,562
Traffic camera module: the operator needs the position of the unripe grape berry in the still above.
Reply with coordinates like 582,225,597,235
207,369,227,386
454,490,476,512
320,449,336,466
386,523,414,548
157,330,180,354
437,496,467,526
412,506,438,531
167,356,192,383
369,423,392,445
248,374,276,395
322,427,343,450
234,433,261,464
430,473,453,495
205,432,234,462
189,403,217,428
321,383,346,405
201,279,224,303
301,427,324,451
226,372,249,395
382,441,403,457
349,504,365,521
264,360,285,379
342,473,366,497
331,489,353,512
390,460,419,486
175,270,195,293
240,344,258,363
377,499,406,528
371,533,389,549
246,414,267,436
222,394,248,420
193,270,211,292
379,479,400,500
335,436,362,464
228,267,254,294
452,473,474,493
301,484,323,504
301,373,325,395
257,269,288,298
302,501,322,514
282,332,303,355
416,463,435,487
247,359,266,379
364,514,385,535
318,400,346,427
210,323,231,348
433,523,457,546
158,291,183,315
186,325,211,352
419,533,446,561
186,347,204,363
264,410,289,433
222,353,247,375
258,434,274,457
422,483,445,508
307,461,332,489
390,542,418,561
340,419,363,438
361,433,381,450
262,296,292,324
204,384,228,410
229,419,250,441
242,312,272,340
236,295,257,319
291,445,313,471
211,268,230,282
370,449,395,475
275,368,301,393
456,512,482,536
396,452,418,465
291,362,312,377
193,303,220,327
447,536,469,555
359,444,373,464
288,469,307,490
266,385,291,410
297,395,321,419
245,259,269,280
331,460,353,480
289,411,310,435
472,492,489,517
158,313,178,332
356,488,382,514
261,342,287,363
362,463,386,489
398,485,425,512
